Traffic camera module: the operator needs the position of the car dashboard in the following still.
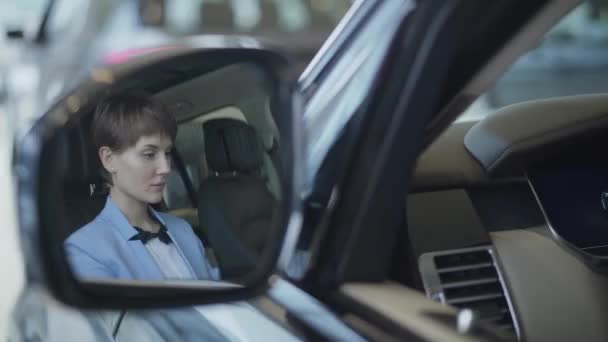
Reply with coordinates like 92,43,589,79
402,94,608,342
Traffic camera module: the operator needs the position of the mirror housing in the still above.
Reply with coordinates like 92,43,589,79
15,42,302,309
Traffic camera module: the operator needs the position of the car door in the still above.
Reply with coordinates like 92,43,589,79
10,0,581,341
274,0,580,340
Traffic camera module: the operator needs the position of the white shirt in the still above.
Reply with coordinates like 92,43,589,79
144,239,194,280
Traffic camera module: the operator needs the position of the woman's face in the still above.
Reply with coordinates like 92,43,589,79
101,134,173,204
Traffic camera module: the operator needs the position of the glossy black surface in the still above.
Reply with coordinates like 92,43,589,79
529,154,608,250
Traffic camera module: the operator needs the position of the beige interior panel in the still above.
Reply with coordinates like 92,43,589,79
341,282,485,342
491,227,608,342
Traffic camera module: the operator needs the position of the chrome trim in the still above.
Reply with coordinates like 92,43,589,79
581,244,608,250
418,251,443,301
298,0,372,92
437,262,494,273
267,277,365,342
301,0,416,195
419,245,496,301
446,293,504,305
81,279,242,290
277,86,305,275
419,245,521,339
277,211,304,272
442,277,499,289
526,173,608,264
489,247,521,338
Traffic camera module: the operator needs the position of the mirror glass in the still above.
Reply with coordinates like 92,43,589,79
36,52,288,288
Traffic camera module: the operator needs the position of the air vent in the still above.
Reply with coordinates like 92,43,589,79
419,246,519,339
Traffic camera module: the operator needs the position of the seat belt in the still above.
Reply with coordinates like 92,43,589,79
171,148,198,208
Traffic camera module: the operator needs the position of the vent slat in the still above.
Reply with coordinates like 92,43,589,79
439,266,498,283
436,262,494,273
453,298,509,317
434,250,492,269
423,247,518,339
480,310,511,324
497,325,516,332
444,281,502,299
446,293,505,305
441,277,499,289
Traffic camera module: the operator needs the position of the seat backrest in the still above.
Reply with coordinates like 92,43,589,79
61,117,107,241
198,119,276,279
203,119,264,175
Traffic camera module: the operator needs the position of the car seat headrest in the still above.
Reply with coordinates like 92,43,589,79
203,119,264,174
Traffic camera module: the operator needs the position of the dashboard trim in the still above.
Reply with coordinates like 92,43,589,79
419,245,521,339
526,172,608,272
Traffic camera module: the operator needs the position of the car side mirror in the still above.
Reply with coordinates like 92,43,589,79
14,43,302,308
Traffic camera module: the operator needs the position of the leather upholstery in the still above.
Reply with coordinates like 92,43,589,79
198,119,276,279
492,227,608,342
62,119,106,239
204,119,264,174
64,118,103,186
464,94,608,176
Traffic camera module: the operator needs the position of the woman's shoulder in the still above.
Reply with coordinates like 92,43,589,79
64,215,113,246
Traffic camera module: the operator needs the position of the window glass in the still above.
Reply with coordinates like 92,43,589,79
302,0,415,195
164,0,352,34
284,0,416,278
460,0,608,121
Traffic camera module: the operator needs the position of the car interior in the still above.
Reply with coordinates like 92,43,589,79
377,92,608,341
41,2,608,340
59,62,282,281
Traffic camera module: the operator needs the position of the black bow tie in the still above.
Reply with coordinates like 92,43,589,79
130,226,172,244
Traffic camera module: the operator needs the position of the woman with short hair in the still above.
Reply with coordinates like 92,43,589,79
65,92,220,281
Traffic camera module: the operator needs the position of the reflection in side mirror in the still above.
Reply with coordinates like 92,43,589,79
17,45,299,308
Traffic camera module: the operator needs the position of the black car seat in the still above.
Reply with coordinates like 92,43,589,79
198,119,277,279
61,117,107,241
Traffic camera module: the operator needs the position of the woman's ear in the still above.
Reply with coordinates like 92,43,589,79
99,147,116,174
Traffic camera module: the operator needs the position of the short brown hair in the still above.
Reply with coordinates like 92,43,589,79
92,92,177,183
92,92,177,153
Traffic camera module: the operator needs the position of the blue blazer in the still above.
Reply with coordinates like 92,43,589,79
64,196,220,281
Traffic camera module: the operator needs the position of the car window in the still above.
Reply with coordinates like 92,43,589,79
300,0,415,195
164,0,352,34
281,0,416,278
459,0,608,121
